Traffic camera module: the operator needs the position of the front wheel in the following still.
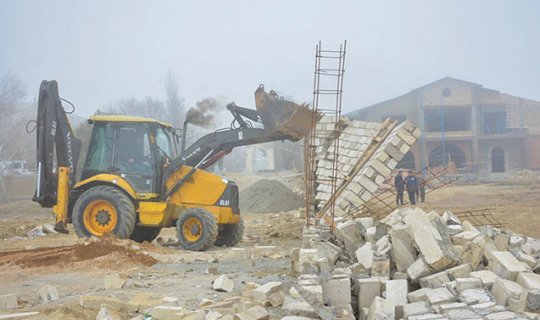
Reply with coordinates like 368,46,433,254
72,186,136,239
176,208,218,251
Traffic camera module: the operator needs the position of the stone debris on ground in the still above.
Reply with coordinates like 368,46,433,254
286,207,540,319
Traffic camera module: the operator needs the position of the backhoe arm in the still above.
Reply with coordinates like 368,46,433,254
33,80,81,233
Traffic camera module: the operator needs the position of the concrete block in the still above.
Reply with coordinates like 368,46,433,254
403,301,431,318
104,273,127,290
516,272,540,311
367,296,394,320
459,288,494,305
235,305,269,320
252,282,283,301
452,231,481,246
365,227,377,243
323,276,351,306
419,271,451,289
484,311,523,320
455,277,483,293
38,285,59,303
371,259,390,278
491,277,528,312
488,251,530,281
213,275,234,292
389,225,417,272
355,243,374,270
385,279,408,318
297,249,319,274
336,221,365,257
413,225,457,271
407,258,432,282
493,233,509,251
470,270,499,290
425,287,455,305
311,240,342,264
461,235,488,270
0,294,17,311
96,305,122,320
445,264,472,280
407,288,432,303
356,278,381,308
516,252,536,269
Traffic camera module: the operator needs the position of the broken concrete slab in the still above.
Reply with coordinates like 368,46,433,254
488,251,530,281
470,270,499,290
96,305,122,320
355,243,374,270
366,296,394,320
407,258,432,282
491,277,528,312
389,225,417,272
252,282,283,301
516,272,540,311
356,278,381,309
235,305,269,320
322,275,351,307
213,275,234,292
403,301,432,318
425,287,456,305
455,277,484,293
419,271,451,289
104,273,127,290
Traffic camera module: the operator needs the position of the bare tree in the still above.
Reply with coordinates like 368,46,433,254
105,96,169,122
0,73,26,109
165,71,186,128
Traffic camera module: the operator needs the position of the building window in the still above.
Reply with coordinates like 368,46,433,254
481,111,507,135
424,108,471,132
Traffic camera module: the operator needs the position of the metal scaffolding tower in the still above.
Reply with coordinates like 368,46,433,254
304,41,347,231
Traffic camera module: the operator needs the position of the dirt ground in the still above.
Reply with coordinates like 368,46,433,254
0,174,538,319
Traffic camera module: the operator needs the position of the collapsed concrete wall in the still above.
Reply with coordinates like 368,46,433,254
313,116,421,219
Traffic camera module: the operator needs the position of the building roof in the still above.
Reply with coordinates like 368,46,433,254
347,77,540,117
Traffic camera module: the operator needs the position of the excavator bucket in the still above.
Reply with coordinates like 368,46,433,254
254,85,315,141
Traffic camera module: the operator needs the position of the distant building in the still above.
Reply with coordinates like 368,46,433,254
348,77,540,174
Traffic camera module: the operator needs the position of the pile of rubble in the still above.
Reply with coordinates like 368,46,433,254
286,208,540,319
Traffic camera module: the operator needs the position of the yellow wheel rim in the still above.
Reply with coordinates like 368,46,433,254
183,217,203,242
83,200,118,236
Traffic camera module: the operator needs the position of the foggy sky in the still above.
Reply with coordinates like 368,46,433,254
1,0,539,118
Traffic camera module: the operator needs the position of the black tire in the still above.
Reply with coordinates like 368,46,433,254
214,218,244,247
176,208,218,251
130,226,162,243
72,185,136,239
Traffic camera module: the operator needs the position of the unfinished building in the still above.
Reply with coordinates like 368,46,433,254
349,77,540,174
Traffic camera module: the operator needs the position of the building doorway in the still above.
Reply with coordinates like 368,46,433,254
491,147,505,173
397,151,415,170
429,144,466,168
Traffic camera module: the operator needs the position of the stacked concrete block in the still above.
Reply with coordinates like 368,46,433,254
332,121,420,217
315,118,382,210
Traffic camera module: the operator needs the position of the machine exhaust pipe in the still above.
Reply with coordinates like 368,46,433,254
181,120,189,153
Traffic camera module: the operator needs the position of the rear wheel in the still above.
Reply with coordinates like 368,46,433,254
72,186,136,239
130,226,162,243
176,208,218,251
214,218,244,247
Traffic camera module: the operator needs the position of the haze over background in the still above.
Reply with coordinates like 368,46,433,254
1,0,539,117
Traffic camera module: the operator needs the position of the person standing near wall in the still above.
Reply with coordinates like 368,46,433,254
405,170,418,205
394,170,405,205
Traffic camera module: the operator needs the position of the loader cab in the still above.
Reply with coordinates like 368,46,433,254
81,115,176,196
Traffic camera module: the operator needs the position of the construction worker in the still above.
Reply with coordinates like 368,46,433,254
394,170,405,205
405,170,418,205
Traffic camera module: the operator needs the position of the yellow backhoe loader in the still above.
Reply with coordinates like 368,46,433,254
32,80,312,251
